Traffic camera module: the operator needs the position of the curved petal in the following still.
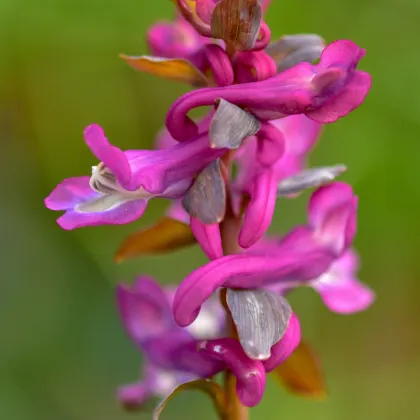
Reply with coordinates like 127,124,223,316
44,176,94,210
263,313,301,372
318,39,365,70
312,250,375,314
190,218,223,260
56,197,147,230
116,277,174,346
239,169,278,248
173,244,334,327
309,182,357,255
147,18,204,58
316,278,375,314
198,338,266,407
203,44,234,86
84,124,132,188
306,71,371,124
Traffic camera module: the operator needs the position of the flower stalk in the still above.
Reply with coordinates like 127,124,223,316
220,180,249,420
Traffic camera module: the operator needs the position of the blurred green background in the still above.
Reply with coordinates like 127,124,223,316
1,0,419,419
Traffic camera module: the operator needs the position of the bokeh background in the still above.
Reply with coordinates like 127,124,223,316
1,0,419,419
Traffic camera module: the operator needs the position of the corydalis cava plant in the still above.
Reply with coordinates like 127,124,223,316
44,0,374,418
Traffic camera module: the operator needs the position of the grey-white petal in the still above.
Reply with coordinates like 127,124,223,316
226,289,292,360
209,99,261,150
182,159,226,224
277,165,347,196
265,34,325,72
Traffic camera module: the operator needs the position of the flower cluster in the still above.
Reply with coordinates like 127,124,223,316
45,0,374,417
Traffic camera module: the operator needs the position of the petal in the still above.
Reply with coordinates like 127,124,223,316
153,379,226,420
309,182,357,255
199,338,266,407
209,99,261,149
239,169,277,248
118,381,153,410
44,176,95,210
265,34,325,72
116,277,174,345
120,55,209,87
262,313,301,372
226,289,292,360
190,218,223,260
306,71,372,124
277,165,347,196
173,244,333,327
182,159,226,224
318,39,365,70
315,279,375,314
202,44,234,87
273,340,327,398
211,0,262,51
56,198,148,230
272,115,321,158
84,124,132,188
115,217,196,263
147,19,204,58
256,122,285,166
166,200,190,224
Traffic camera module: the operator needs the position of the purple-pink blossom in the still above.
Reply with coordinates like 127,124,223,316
43,0,375,413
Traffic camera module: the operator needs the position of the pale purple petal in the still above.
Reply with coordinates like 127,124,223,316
316,278,375,314
190,218,223,260
198,338,266,407
262,313,301,372
44,176,94,210
56,196,148,230
116,277,175,346
312,250,375,314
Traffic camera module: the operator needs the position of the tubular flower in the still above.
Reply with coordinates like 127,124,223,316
116,277,267,408
173,182,359,327
45,122,225,230
44,0,374,416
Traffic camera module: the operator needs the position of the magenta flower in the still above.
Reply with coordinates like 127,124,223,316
173,182,358,328
166,39,371,141
44,123,225,230
116,277,268,407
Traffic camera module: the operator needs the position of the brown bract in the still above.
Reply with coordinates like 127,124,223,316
274,340,327,398
114,217,195,262
211,0,262,51
120,54,209,87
